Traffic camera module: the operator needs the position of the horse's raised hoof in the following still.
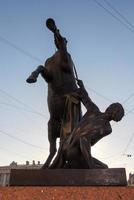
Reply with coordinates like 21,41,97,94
26,77,37,83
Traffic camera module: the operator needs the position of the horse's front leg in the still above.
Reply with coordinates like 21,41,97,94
42,118,61,169
26,65,44,83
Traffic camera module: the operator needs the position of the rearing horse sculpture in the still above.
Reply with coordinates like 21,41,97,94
26,19,81,168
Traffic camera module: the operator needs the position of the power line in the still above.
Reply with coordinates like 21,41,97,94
0,129,47,150
0,101,49,128
122,92,134,104
93,0,134,35
125,107,134,116
103,0,134,31
123,132,134,154
87,86,112,103
0,145,30,159
0,35,42,63
100,152,122,160
0,35,48,119
0,89,46,118
0,101,48,119
0,102,26,110
99,133,134,160
124,105,134,115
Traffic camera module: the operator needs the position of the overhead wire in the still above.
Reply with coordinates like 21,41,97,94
0,101,48,119
90,0,134,158
0,129,47,150
125,107,134,116
0,102,27,110
101,0,134,114
0,89,46,118
0,34,47,119
84,8,134,158
0,145,30,160
0,31,49,120
122,92,134,105
122,132,134,155
0,35,50,157
90,0,134,116
93,0,134,35
86,86,112,103
0,35,42,63
100,152,123,160
0,101,49,129
103,0,134,30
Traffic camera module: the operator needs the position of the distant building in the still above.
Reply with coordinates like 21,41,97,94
128,173,134,186
0,160,42,186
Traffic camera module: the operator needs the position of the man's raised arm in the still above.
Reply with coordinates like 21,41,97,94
77,79,100,112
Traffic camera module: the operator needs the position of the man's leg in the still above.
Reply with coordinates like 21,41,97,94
80,135,93,168
92,157,108,169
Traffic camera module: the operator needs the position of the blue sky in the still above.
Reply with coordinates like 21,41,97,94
0,0,134,176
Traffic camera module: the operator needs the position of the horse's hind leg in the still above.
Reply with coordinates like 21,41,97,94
42,118,60,169
42,141,56,169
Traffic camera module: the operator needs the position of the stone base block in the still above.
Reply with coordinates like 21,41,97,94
9,168,127,186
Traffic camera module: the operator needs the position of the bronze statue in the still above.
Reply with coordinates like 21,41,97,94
26,18,124,170
50,80,124,169
26,19,81,168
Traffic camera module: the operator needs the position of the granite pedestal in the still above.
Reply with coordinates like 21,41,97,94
9,168,127,186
